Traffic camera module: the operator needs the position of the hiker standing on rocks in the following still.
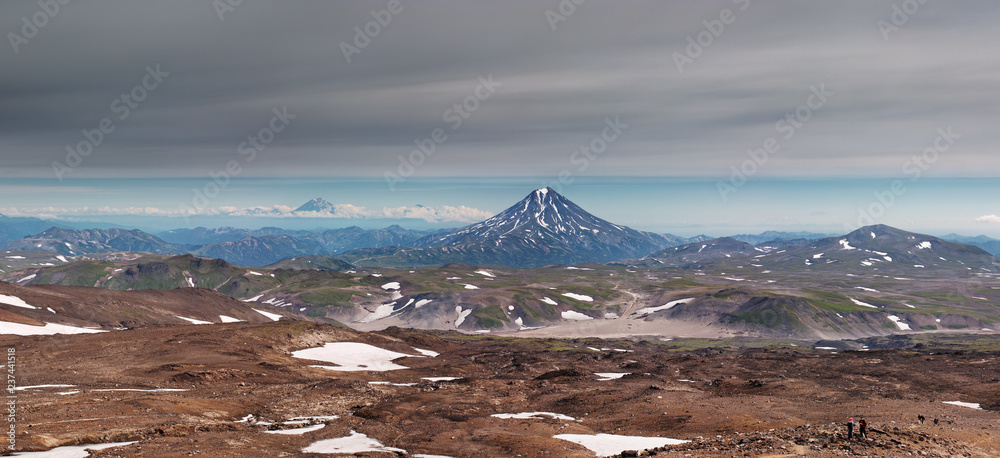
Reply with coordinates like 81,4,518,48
846,417,855,440
859,417,868,439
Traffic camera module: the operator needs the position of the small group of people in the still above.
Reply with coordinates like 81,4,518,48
845,416,868,440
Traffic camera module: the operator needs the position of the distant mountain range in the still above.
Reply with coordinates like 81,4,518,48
5,227,181,256
157,226,306,245
2,222,446,267
3,192,1000,269
1,192,704,268
0,214,119,248
729,231,838,245
940,233,1000,257
634,225,1000,273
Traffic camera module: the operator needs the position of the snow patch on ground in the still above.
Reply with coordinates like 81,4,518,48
247,271,264,276
540,297,558,306
92,388,188,392
219,315,242,323
174,315,212,325
11,441,138,457
302,430,406,454
455,307,472,327
855,287,879,292
14,384,75,391
422,377,460,382
839,239,856,250
359,303,397,323
941,401,981,410
917,241,932,249
264,424,326,435
369,381,416,387
553,433,688,456
887,315,911,331
0,294,37,309
491,412,575,421
561,293,593,302
463,284,479,290
595,372,628,381
635,298,694,316
381,282,400,290
252,308,282,321
415,299,433,308
561,310,592,320
474,270,494,277
0,322,105,336
292,342,422,372
850,298,879,309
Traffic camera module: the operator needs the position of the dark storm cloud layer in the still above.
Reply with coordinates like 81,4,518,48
1,0,999,180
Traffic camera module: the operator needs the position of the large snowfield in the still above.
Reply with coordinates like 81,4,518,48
291,342,425,371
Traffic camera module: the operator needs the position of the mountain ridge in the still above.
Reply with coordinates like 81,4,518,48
345,188,677,268
633,224,1000,273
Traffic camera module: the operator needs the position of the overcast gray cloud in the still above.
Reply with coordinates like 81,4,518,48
2,0,999,181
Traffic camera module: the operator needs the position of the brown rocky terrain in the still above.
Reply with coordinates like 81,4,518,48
3,321,998,457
